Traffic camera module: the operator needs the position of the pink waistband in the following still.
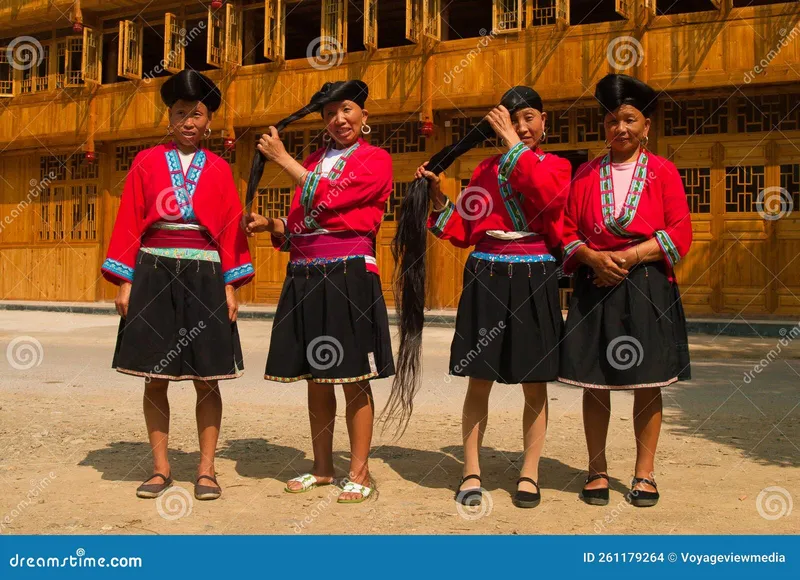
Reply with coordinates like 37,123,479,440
474,235,549,255
141,228,215,250
290,232,375,262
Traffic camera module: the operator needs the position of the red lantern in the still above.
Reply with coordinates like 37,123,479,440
211,1,223,9
84,150,96,162
72,21,84,33
223,137,235,150
420,120,434,138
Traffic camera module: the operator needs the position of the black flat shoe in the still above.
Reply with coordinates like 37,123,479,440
454,474,482,506
626,477,659,507
513,476,541,509
579,473,609,506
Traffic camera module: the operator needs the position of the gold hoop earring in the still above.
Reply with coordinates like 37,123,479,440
641,135,649,148
204,127,212,139
540,130,547,143
361,123,372,135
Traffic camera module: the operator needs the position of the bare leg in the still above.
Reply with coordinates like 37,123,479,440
460,378,493,492
194,379,222,490
285,381,336,491
519,382,548,493
339,381,375,500
142,378,170,482
632,387,662,493
583,388,611,490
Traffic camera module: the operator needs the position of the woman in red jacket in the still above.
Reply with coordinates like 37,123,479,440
102,69,254,501
559,74,692,508
415,87,571,509
243,80,394,504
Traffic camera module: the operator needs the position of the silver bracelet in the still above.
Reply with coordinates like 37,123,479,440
431,197,451,214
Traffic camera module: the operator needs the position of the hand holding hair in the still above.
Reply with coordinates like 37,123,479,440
256,127,289,163
240,212,273,237
484,105,521,149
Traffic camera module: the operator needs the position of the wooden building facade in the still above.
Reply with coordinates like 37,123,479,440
1,0,799,317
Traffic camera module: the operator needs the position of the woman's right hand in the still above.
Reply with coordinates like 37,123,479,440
415,162,442,202
588,250,629,287
241,212,272,237
115,282,132,318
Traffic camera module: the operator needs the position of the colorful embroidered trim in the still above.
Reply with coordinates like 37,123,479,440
563,240,586,262
429,200,456,237
140,247,220,262
101,258,135,282
558,376,679,390
264,371,379,384
299,141,361,230
117,367,244,381
223,263,255,284
497,144,547,232
655,230,681,266
164,148,207,222
471,251,556,264
600,149,648,237
290,255,377,268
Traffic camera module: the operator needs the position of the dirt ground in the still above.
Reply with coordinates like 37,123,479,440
0,311,798,535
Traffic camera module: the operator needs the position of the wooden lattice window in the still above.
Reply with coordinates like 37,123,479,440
664,98,729,137
115,144,151,172
364,0,378,50
69,184,98,240
738,94,800,133
576,107,606,142
423,0,441,40
256,186,293,217
406,0,422,43
72,157,99,180
282,130,306,159
370,122,424,154
546,110,569,145
494,0,523,34
615,0,632,19
38,186,51,241
321,0,348,54
208,8,225,67
40,154,68,181
451,117,502,149
264,0,285,62
555,0,569,27
225,2,243,65
164,13,187,73
780,164,800,213
726,165,765,213
82,26,101,84
64,36,85,87
679,167,711,214
0,48,13,97
20,43,50,94
207,137,237,164
118,20,143,80
385,182,410,222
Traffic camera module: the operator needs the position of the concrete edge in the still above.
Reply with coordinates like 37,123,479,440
0,302,797,337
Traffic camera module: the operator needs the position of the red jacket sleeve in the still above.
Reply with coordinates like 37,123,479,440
218,164,255,288
426,164,483,249
561,162,593,275
506,145,572,218
101,151,147,285
653,161,693,268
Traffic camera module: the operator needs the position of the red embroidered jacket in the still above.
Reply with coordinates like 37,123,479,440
426,143,572,250
102,143,254,288
561,150,692,277
271,138,393,249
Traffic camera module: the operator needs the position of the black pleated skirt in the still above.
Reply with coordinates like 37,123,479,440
558,261,691,390
113,251,244,381
264,257,395,384
450,255,563,384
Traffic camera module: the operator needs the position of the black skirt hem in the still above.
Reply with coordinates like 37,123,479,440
557,375,679,391
116,367,244,381
263,371,384,384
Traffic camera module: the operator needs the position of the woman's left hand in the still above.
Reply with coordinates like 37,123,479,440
257,127,289,163
485,105,521,149
225,284,238,323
